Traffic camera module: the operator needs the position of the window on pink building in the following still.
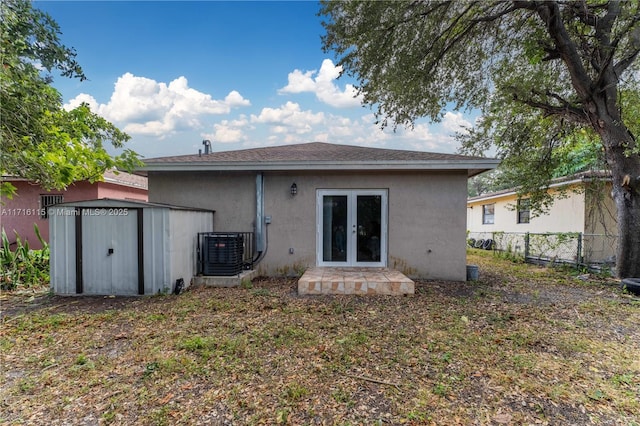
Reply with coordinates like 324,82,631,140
40,194,63,219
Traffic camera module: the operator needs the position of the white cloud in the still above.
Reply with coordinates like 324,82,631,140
225,90,251,107
329,113,462,153
63,73,251,137
245,104,459,153
279,69,317,93
251,101,324,135
279,59,362,108
441,111,472,134
61,69,473,156
201,116,251,144
323,116,356,138
63,93,100,112
123,120,177,137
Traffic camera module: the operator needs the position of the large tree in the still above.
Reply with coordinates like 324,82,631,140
321,0,640,277
0,0,140,199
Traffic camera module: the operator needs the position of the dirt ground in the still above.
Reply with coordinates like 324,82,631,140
1,253,639,425
0,271,624,319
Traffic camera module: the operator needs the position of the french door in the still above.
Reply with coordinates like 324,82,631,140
316,190,387,267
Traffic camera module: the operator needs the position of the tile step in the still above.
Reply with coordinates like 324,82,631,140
298,267,414,295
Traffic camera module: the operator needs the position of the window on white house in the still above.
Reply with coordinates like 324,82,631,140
40,194,63,219
482,204,495,224
517,198,530,224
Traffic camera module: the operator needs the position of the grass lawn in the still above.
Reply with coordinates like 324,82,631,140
1,250,639,425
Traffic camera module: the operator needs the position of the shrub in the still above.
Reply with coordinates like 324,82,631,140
0,224,50,290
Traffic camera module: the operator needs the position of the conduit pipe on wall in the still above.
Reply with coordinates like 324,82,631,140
253,172,268,264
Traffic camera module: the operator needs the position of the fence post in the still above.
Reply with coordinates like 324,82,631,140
524,232,530,260
576,232,583,269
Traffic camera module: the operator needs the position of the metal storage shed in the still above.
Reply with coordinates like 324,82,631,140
49,198,214,296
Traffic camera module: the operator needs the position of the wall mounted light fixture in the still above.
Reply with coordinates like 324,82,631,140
290,183,297,196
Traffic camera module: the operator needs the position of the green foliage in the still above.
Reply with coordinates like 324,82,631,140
0,224,50,290
0,0,141,196
490,232,525,263
620,88,640,156
282,383,309,403
551,130,605,178
321,2,639,128
527,232,581,263
468,169,507,197
0,182,18,202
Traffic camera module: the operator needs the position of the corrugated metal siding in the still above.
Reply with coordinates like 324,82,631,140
49,199,214,295
142,208,171,294
49,207,76,295
169,210,214,288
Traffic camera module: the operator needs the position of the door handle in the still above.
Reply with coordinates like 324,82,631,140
108,248,114,256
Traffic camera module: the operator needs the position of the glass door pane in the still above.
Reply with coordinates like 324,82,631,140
356,195,382,262
322,195,348,262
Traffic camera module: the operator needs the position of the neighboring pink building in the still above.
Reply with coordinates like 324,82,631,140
1,171,148,249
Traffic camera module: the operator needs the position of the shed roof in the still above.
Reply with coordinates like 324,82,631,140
138,142,499,177
53,198,214,212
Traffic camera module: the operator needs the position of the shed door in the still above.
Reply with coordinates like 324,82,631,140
82,212,139,295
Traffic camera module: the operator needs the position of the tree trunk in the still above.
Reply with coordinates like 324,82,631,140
599,124,640,278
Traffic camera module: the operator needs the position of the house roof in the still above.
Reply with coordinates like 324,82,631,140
138,142,500,177
467,170,612,204
2,170,147,190
103,170,148,190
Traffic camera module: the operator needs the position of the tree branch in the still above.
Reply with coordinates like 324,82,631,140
419,1,475,64
609,5,640,51
512,91,588,125
597,0,620,35
568,1,600,27
428,4,484,68
393,1,451,31
614,25,640,76
541,90,574,108
469,3,522,23
589,1,619,89
346,374,401,388
535,2,593,101
614,49,640,77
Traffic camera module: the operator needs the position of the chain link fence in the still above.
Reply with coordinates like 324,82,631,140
468,231,617,272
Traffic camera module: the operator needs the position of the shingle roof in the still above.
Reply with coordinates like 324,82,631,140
103,170,148,189
2,170,148,189
139,142,499,177
144,142,481,163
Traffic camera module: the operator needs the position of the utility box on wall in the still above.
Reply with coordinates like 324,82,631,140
49,198,214,296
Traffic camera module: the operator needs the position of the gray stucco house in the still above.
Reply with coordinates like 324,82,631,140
138,142,498,282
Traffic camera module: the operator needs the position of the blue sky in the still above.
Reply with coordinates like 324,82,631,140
37,1,477,159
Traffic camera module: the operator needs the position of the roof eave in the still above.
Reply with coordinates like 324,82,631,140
102,176,148,190
137,159,501,176
467,171,612,203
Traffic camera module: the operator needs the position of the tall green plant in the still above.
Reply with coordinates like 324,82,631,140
0,224,49,290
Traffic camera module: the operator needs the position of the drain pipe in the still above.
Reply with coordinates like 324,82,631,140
253,172,267,264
